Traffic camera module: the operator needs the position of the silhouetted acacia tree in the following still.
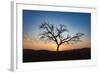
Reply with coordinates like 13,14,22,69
39,21,84,53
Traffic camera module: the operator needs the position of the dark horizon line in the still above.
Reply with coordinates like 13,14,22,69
23,47,91,51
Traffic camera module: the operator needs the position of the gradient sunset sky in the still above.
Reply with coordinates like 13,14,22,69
23,10,91,51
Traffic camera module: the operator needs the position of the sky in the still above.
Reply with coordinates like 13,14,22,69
23,10,91,51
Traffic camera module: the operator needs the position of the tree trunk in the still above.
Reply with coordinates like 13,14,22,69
57,44,60,53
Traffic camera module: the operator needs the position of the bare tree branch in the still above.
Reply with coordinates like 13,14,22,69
61,33,84,44
39,21,84,52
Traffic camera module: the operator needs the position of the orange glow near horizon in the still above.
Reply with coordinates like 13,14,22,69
23,36,91,51
23,10,91,51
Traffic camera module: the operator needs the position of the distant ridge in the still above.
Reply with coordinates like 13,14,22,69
23,48,91,62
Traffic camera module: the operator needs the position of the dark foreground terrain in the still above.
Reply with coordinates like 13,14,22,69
23,48,91,62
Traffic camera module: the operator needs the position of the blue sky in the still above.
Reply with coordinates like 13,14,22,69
23,10,91,36
23,10,91,50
